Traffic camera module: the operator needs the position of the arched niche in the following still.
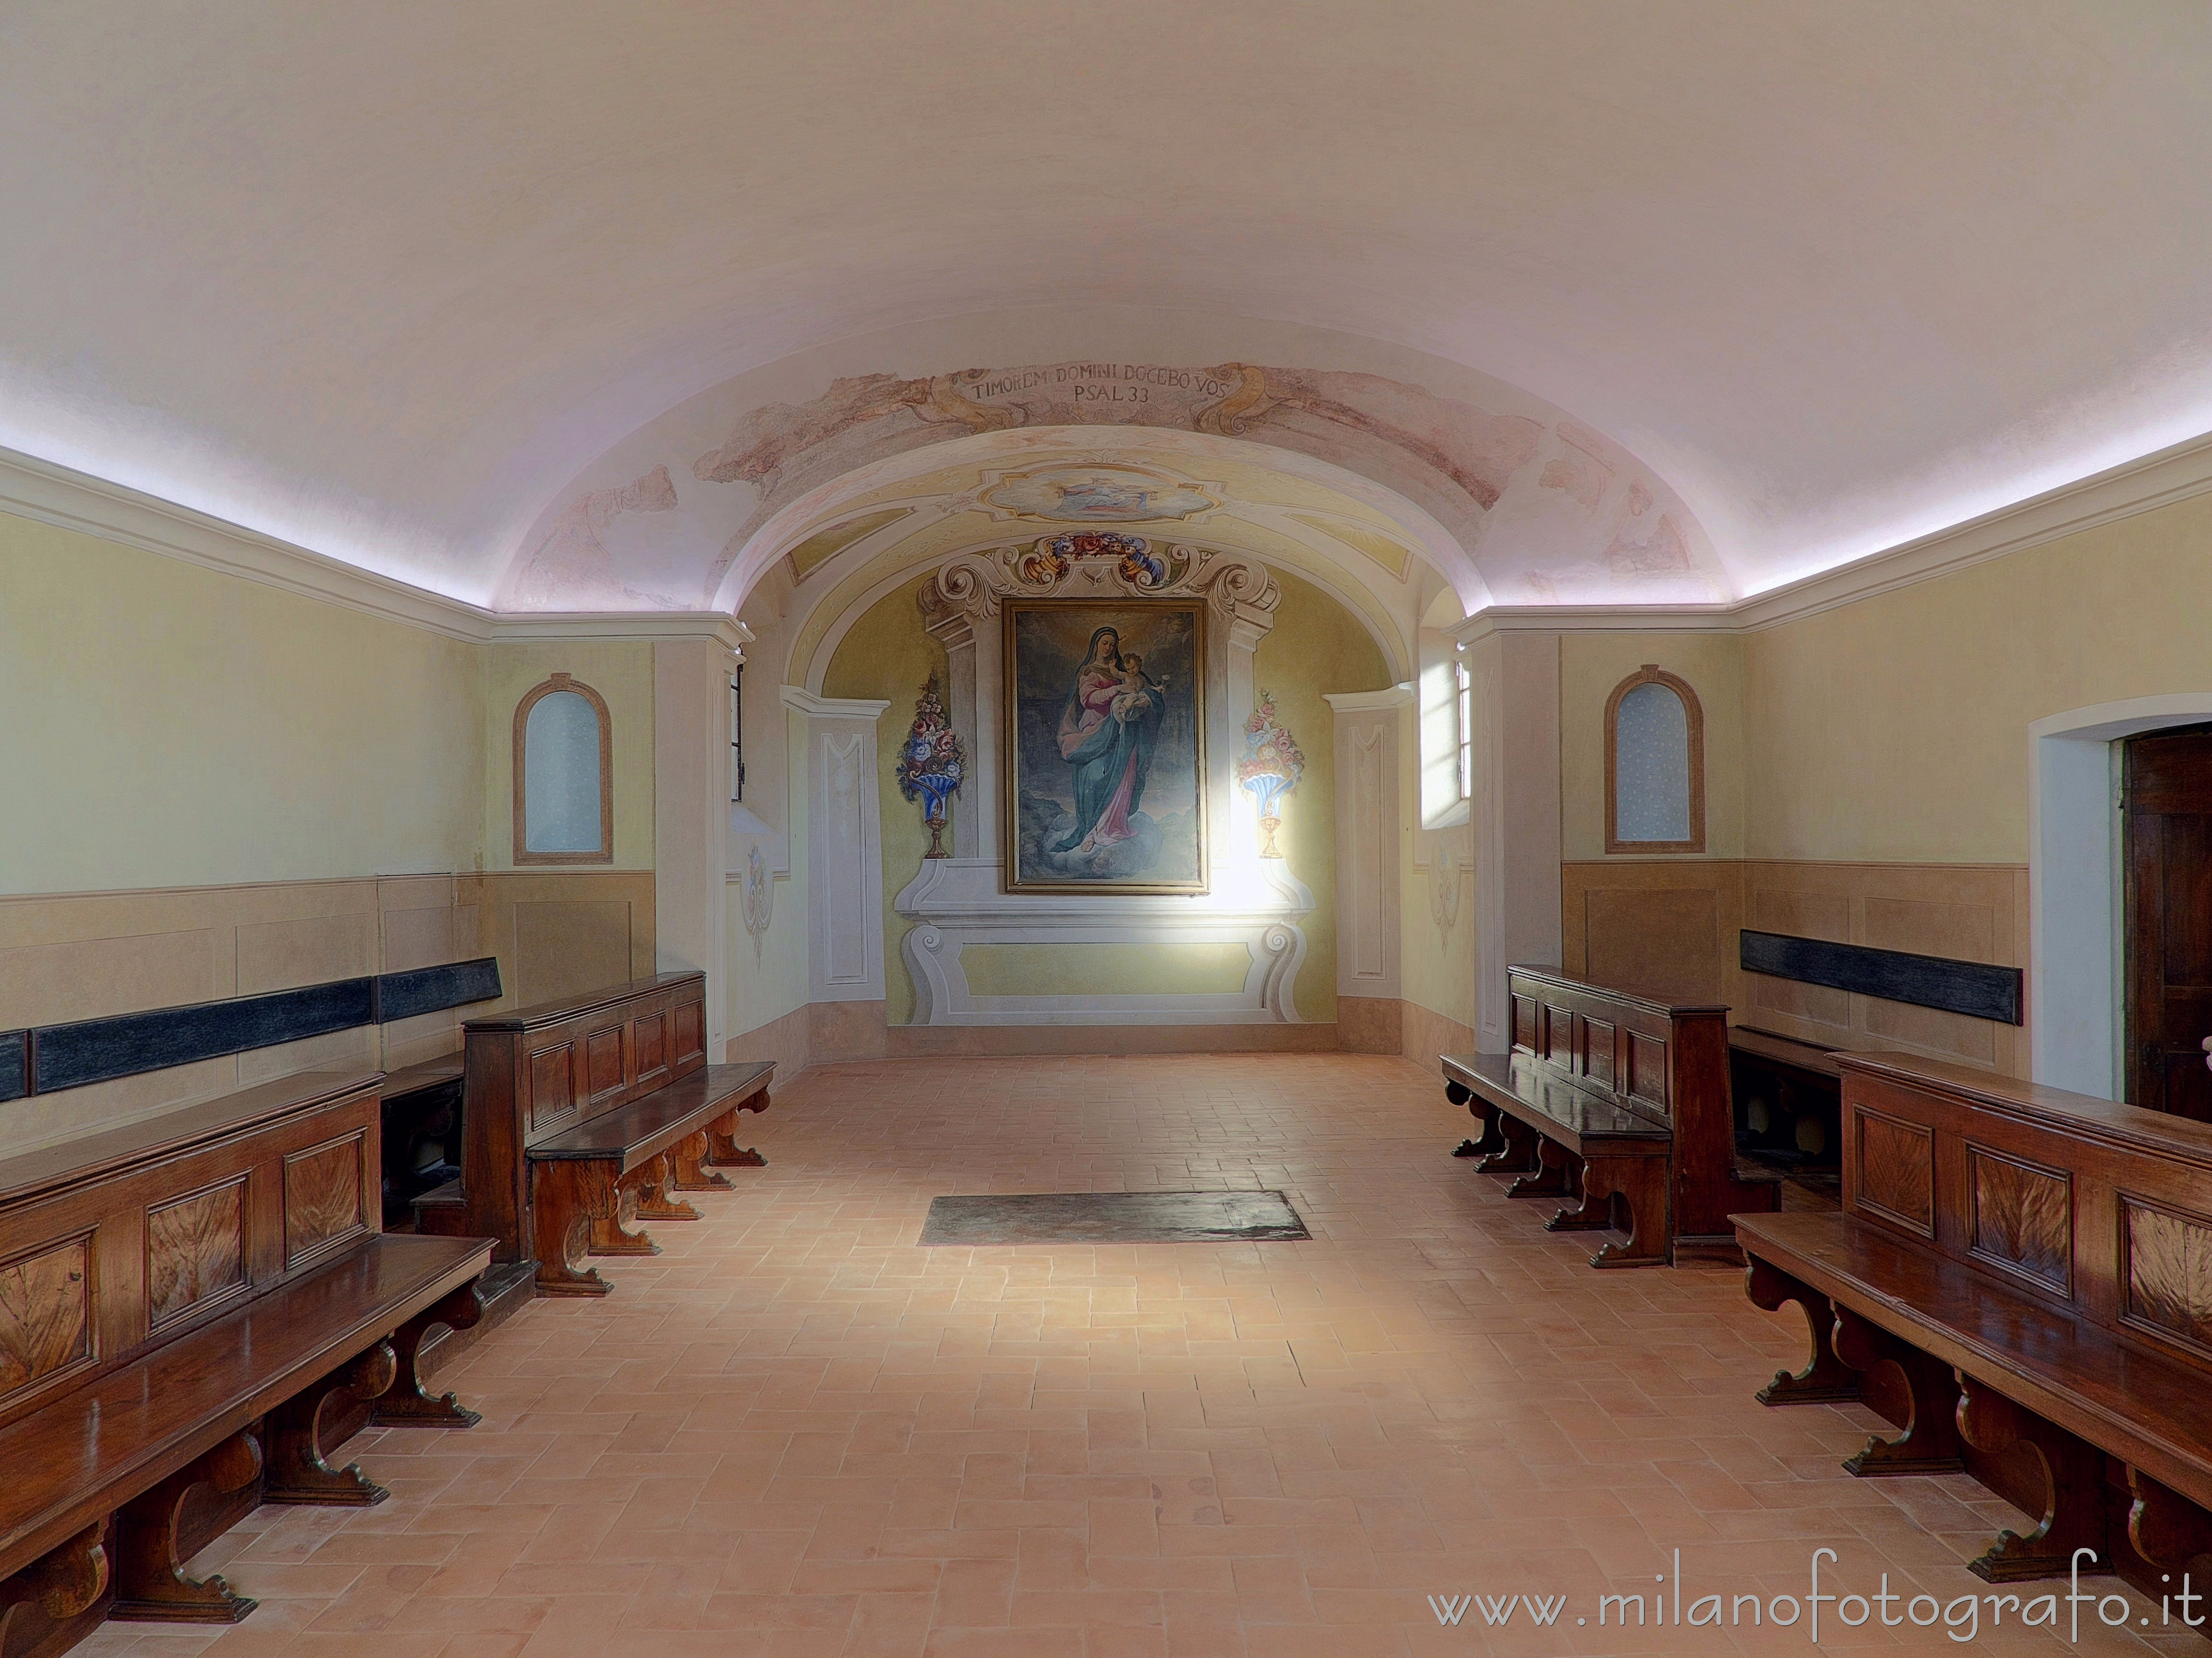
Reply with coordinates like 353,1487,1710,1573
1604,665,1704,854
513,673,614,864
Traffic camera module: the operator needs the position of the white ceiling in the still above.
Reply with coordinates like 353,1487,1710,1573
5,2,2209,611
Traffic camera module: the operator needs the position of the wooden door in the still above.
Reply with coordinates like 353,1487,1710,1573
2124,725,2212,1118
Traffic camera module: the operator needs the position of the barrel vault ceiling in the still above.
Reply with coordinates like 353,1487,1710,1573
5,3,2209,615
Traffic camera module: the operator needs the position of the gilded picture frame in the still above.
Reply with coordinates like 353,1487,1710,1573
1003,598,1208,895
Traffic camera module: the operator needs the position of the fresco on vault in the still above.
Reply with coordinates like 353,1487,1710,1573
1004,601,1205,896
508,463,681,608
508,357,1724,610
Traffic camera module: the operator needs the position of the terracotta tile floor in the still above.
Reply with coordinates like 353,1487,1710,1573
81,1054,2195,1658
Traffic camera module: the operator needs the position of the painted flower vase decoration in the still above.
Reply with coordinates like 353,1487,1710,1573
1235,691,1305,858
896,676,966,858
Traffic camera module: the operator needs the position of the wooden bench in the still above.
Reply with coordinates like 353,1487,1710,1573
417,973,773,1297
1737,1053,2212,1607
376,1054,464,1226
0,1072,495,1656
1729,1025,1845,1204
1441,1052,1671,1265
1443,965,1779,1266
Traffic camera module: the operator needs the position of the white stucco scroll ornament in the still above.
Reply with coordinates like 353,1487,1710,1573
920,534,1280,630
740,844,774,961
894,536,1312,1026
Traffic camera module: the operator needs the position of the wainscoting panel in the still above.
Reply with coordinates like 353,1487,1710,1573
1562,860,2029,1077
0,871,653,1155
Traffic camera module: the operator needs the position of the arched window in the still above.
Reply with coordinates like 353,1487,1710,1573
513,673,613,864
1605,665,1704,853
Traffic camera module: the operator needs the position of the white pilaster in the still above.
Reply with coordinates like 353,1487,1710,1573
1325,686,1412,1002
783,686,891,1003
1458,626,1562,1050
654,637,739,1057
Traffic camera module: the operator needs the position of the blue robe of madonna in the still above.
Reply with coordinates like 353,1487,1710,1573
1051,685,1164,853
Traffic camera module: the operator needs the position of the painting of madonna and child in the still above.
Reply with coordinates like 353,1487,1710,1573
1005,601,1206,895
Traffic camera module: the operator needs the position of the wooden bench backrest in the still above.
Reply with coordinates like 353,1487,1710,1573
453,973,709,1262
1505,965,1728,1128
0,1071,382,1432
1841,1054,2212,1372
462,973,708,1146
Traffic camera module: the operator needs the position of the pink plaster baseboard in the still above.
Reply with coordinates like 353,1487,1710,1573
726,1001,813,1091
886,1022,1341,1058
1399,998,1478,1071
1335,997,1404,1054
811,998,888,1062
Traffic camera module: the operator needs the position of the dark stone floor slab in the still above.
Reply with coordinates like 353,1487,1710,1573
919,1189,1310,1246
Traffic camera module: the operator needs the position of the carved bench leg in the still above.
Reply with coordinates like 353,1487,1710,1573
532,1161,615,1296
1578,1153,1668,1268
630,1152,703,1222
1505,1136,1575,1201
1542,1153,1611,1232
1745,1257,1860,1405
1473,1113,1541,1177
668,1128,734,1191
265,1343,397,1506
1447,1081,1506,1159
706,1089,770,1169
2127,1468,2212,1596
373,1277,488,1428
593,1171,660,1257
0,1522,108,1650
1955,1374,2111,1581
1832,1308,1964,1476
111,1431,262,1622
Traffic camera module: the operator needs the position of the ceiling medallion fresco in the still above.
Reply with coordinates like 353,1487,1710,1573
980,463,1220,524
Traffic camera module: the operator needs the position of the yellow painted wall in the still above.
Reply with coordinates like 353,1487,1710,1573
1254,567,1392,1020
961,942,1252,998
1559,631,1746,862
822,573,947,1025
1744,490,2212,864
481,641,655,872
0,510,484,894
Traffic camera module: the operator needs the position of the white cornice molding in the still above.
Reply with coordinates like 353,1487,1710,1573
18,415,2212,655
0,443,748,652
1452,606,1731,645
0,442,503,640
1322,684,1416,711
1455,426,2212,642
491,612,752,651
1733,429,2212,630
779,685,892,718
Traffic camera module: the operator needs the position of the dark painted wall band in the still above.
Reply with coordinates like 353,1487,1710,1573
375,958,504,1024
32,979,377,1093
0,1032,26,1104
1739,930,2023,1026
16,957,503,1098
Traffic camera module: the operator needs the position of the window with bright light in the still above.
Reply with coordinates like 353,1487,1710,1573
729,665,746,804
1454,654,1473,801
